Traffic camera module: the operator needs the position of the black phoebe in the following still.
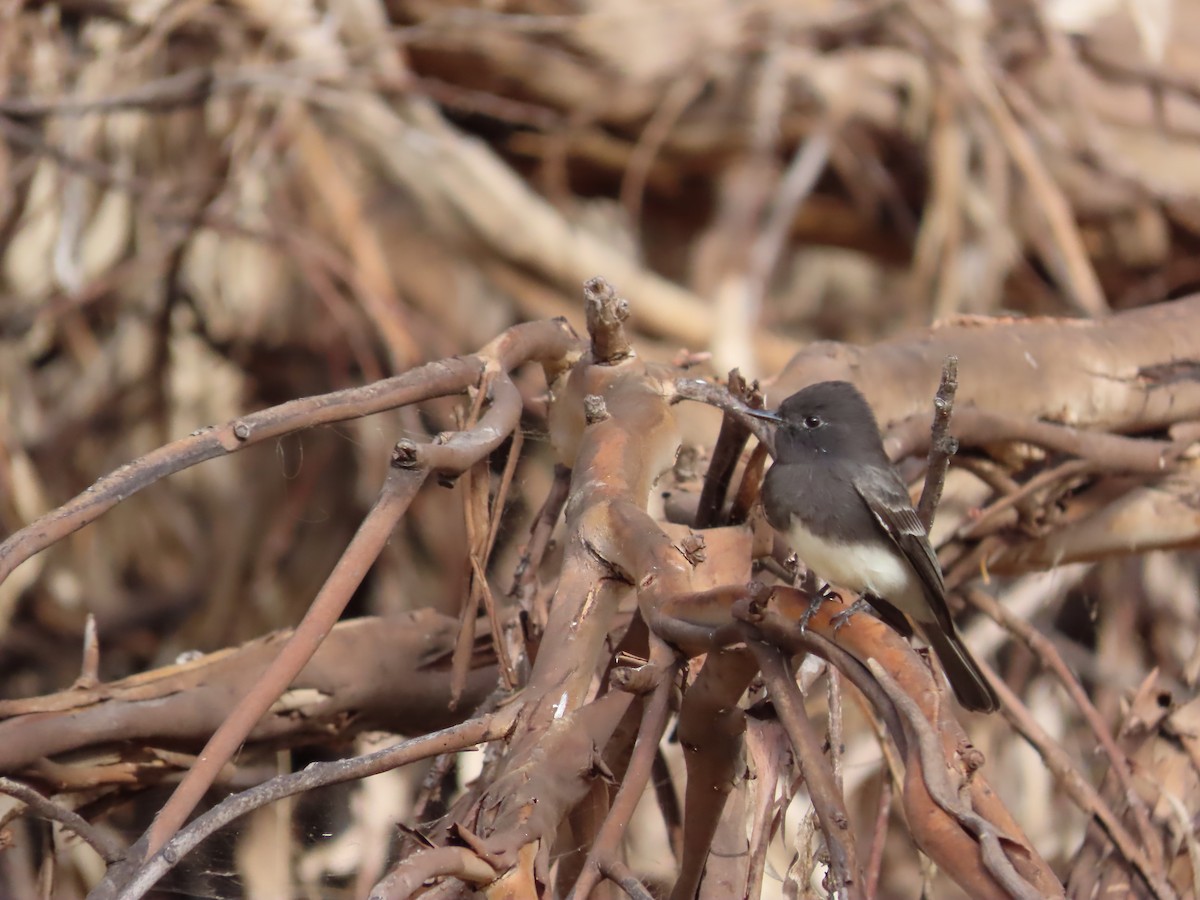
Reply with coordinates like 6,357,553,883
750,381,999,713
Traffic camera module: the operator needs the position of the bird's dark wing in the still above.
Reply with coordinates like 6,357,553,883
851,466,954,633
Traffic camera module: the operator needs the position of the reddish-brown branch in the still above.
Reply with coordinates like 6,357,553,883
387,690,637,894
868,661,1047,900
863,776,892,900
584,276,634,364
733,592,906,750
566,639,678,900
695,369,761,528
670,646,759,900
508,462,571,619
751,640,865,900
370,846,499,900
741,586,1061,895
0,318,577,591
0,610,495,773
141,462,427,859
729,440,769,525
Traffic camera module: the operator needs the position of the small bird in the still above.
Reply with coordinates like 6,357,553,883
749,380,999,713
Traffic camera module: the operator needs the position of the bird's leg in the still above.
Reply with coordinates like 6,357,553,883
799,583,839,632
830,597,875,633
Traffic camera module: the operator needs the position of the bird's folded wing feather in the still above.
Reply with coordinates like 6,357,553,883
851,467,954,631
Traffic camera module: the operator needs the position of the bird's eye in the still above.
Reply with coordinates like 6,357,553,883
803,415,821,429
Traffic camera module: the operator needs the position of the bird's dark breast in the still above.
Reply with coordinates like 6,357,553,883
761,461,876,542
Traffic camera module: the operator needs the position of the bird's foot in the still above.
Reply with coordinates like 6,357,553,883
831,597,874,634
799,584,839,632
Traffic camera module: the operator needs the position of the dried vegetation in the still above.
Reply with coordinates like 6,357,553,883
2,1,1200,898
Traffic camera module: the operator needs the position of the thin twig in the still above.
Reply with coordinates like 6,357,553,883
74,614,100,690
566,641,678,900
695,369,758,528
0,320,577,589
141,463,428,858
452,410,496,707
964,587,1165,875
673,378,777,456
508,463,571,610
978,664,1176,900
751,640,864,900
599,858,656,900
916,356,959,530
0,777,125,862
112,715,512,900
956,459,1093,541
863,776,892,899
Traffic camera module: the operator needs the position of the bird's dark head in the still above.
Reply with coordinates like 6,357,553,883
749,380,886,462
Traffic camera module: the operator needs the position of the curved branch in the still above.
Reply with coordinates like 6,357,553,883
138,461,427,862
0,777,125,862
868,662,1047,900
113,715,512,900
0,319,577,591
751,640,865,900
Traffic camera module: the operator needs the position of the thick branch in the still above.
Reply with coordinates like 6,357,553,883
0,610,496,774
771,295,1200,440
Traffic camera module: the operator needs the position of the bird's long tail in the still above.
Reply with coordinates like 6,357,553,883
924,626,1000,713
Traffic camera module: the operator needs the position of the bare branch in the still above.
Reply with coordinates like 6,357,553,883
0,320,577,591
917,356,959,530
868,661,1052,900
751,640,864,899
0,777,125,862
113,714,512,900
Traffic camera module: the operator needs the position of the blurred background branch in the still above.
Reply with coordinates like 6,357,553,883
2,1,1200,897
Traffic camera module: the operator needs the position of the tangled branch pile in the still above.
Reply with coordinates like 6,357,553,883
3,1,1200,899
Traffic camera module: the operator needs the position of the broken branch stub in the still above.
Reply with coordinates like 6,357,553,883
584,275,634,364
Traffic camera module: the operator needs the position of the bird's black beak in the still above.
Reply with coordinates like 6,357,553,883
744,407,783,424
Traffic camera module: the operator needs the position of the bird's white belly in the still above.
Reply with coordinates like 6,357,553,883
785,518,910,599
